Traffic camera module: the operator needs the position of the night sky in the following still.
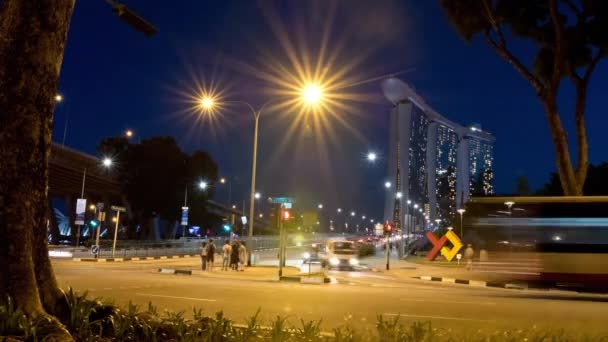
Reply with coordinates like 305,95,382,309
54,0,608,220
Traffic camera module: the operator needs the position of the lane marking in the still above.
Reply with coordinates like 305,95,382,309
399,298,496,305
135,293,217,302
383,313,493,322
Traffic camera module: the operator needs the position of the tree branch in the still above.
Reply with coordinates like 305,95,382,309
563,0,582,16
549,0,565,91
572,50,603,189
483,31,545,96
481,0,506,46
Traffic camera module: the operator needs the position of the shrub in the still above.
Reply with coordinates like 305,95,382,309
1,292,607,341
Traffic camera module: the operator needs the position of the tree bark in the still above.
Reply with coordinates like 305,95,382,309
542,99,580,195
0,0,75,332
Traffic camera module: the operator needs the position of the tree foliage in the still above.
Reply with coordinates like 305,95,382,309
538,162,608,195
515,176,532,195
97,136,219,235
440,0,608,195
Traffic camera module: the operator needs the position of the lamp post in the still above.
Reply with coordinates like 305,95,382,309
504,201,515,248
75,157,113,247
457,208,466,238
198,83,324,240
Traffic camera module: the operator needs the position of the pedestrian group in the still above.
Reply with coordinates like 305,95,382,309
200,239,247,272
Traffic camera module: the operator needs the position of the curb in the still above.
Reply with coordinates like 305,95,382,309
73,255,193,262
415,275,527,290
158,268,192,275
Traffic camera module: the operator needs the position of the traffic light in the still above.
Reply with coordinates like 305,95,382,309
89,219,99,229
283,210,291,220
222,224,231,232
384,221,393,235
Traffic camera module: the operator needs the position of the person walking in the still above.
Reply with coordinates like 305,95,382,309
206,239,216,271
230,240,240,271
221,240,232,271
238,241,247,271
200,241,207,271
464,243,475,271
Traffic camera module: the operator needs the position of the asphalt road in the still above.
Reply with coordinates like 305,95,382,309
52,257,608,335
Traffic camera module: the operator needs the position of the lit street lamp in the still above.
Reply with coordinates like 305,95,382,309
367,151,377,162
384,181,391,189
254,192,261,200
125,129,134,138
317,203,323,209
396,192,403,199
198,181,208,190
350,211,356,217
337,208,342,213
457,208,466,238
55,94,63,102
75,156,113,246
198,82,325,240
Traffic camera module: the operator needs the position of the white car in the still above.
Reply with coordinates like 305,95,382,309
322,240,359,270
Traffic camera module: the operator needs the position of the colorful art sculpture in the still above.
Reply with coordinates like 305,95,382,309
425,230,463,262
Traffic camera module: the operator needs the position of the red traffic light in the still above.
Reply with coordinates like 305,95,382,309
283,210,291,220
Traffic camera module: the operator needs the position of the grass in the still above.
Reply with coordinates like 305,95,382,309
0,290,607,341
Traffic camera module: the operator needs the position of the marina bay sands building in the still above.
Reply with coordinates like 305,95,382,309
381,78,495,229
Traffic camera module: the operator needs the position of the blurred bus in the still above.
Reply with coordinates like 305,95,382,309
465,196,608,290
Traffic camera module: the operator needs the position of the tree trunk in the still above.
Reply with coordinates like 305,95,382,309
542,99,581,196
0,0,75,332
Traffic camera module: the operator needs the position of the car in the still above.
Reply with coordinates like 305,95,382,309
322,240,359,270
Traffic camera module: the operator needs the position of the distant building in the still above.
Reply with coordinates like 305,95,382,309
381,78,495,228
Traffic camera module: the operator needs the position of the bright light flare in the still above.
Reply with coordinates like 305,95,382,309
200,96,215,110
198,181,208,190
55,94,63,102
367,152,377,162
125,129,134,138
301,83,323,105
102,157,113,168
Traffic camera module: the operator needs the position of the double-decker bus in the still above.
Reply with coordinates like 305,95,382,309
465,196,608,290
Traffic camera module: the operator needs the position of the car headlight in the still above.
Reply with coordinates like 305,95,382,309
302,252,311,260
349,258,359,266
329,257,340,266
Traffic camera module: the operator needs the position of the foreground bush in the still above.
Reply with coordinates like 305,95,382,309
1,290,606,341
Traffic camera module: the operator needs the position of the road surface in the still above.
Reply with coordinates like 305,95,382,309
52,257,608,335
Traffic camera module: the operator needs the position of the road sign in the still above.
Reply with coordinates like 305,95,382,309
268,197,295,204
180,206,189,226
75,199,87,225
375,223,384,236
91,245,99,255
96,202,104,211
111,205,126,212
283,202,292,209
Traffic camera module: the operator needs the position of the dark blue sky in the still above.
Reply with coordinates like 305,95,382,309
55,0,608,220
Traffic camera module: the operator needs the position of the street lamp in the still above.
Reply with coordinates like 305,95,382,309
337,208,342,213
302,83,323,105
198,181,208,190
197,83,325,240
457,208,466,238
317,203,323,209
254,192,261,200
350,211,356,217
504,201,515,246
413,204,419,209
367,152,377,162
125,129,134,138
102,157,113,168
384,181,391,189
396,192,403,199
362,215,366,220
55,94,63,102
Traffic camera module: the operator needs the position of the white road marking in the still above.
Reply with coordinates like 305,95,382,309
399,298,496,305
136,293,217,302
383,313,493,322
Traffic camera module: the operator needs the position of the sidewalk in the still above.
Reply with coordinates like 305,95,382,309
363,252,538,285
